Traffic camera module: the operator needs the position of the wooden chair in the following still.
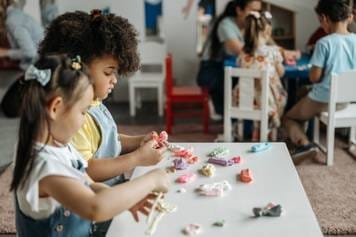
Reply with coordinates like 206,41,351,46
129,41,166,117
313,70,356,166
224,67,270,142
165,54,209,134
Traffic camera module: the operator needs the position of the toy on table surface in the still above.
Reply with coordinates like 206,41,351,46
176,173,197,184
145,192,177,236
199,164,216,177
250,143,271,152
207,147,241,167
182,223,202,236
239,169,253,183
195,180,232,197
252,203,283,217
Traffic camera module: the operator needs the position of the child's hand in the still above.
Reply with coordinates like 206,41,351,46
136,140,167,166
129,193,158,222
147,168,171,193
140,131,158,146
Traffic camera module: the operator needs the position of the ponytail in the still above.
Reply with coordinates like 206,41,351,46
10,84,49,191
243,12,271,55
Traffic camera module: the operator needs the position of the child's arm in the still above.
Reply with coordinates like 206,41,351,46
39,168,170,222
275,61,285,77
120,131,158,154
274,47,285,77
87,140,166,182
309,66,323,83
224,39,244,56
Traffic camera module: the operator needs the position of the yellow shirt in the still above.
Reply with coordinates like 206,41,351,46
71,100,101,161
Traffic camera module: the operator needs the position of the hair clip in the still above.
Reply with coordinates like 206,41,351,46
71,55,82,70
249,11,261,19
24,65,51,86
90,9,102,18
264,11,272,19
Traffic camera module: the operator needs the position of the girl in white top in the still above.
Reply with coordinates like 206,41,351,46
11,55,170,237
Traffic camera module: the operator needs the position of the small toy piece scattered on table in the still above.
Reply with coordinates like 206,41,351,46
177,188,187,193
207,157,234,166
250,143,271,153
252,203,283,217
145,192,177,236
182,223,202,236
207,148,242,166
239,169,253,183
207,147,229,158
231,156,242,164
173,158,189,170
212,220,225,227
199,164,216,177
196,180,232,197
176,173,197,184
168,144,199,164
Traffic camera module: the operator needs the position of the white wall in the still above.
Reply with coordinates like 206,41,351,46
162,0,199,86
21,0,319,102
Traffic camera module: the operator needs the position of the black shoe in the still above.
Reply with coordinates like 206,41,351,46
291,143,318,165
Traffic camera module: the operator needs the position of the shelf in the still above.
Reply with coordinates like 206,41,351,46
273,35,295,40
262,1,296,49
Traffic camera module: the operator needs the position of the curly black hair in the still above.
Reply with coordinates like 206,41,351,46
38,10,140,75
315,0,351,22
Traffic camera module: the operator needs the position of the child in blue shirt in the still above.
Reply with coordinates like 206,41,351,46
283,0,356,164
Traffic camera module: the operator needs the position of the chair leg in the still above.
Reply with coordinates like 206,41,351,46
313,118,320,146
350,126,356,145
158,84,163,117
326,123,335,166
129,83,135,117
203,99,209,133
224,110,232,142
238,120,244,141
166,101,173,134
260,117,268,142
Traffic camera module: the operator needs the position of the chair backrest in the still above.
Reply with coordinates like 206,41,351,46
331,70,356,103
224,66,269,140
165,53,173,96
140,41,167,65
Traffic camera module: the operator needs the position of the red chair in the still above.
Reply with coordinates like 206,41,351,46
165,54,209,134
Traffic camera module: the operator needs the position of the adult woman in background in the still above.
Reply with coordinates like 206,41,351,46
197,0,262,117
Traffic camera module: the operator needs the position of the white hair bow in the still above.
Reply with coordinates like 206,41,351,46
24,65,51,86
264,11,272,19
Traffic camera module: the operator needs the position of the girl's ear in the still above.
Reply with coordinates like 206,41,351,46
47,96,64,120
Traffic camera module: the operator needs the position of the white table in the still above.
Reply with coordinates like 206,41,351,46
107,143,323,237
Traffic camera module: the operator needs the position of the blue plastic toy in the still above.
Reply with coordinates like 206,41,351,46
250,143,271,152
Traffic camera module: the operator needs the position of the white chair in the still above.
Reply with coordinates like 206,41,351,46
129,41,166,116
313,70,356,166
224,67,270,142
